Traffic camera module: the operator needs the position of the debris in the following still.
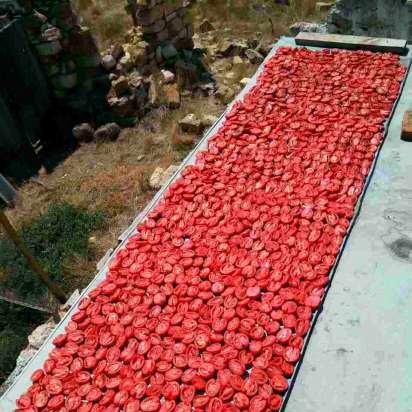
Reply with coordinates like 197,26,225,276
124,43,147,66
179,113,203,133
29,177,48,189
94,123,121,141
41,26,61,42
256,41,273,57
149,167,164,189
72,123,94,142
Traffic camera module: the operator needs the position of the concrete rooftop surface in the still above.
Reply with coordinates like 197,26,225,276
285,45,412,412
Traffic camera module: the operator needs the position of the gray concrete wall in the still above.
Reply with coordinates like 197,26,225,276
328,0,412,41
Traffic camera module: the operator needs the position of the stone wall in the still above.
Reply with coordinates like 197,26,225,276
328,0,412,41
127,0,194,62
0,0,109,121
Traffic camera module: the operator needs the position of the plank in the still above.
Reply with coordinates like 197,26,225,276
295,32,407,54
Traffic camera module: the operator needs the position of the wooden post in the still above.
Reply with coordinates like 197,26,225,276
0,210,67,304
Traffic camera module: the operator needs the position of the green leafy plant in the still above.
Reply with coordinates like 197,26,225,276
0,203,104,302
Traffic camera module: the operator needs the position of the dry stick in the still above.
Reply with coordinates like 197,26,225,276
0,210,67,304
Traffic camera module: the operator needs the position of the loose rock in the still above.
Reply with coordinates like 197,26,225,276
94,123,121,141
101,54,117,71
217,40,247,57
149,167,165,189
161,69,175,84
162,165,180,184
28,319,56,349
149,165,179,190
72,123,94,142
179,113,203,133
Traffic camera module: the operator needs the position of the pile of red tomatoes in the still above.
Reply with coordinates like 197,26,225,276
15,47,406,412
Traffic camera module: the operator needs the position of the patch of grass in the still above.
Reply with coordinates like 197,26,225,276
0,203,104,303
73,0,131,48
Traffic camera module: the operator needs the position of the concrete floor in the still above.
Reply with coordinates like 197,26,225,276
285,48,412,412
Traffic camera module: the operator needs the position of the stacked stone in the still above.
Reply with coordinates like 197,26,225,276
21,0,102,101
128,0,194,62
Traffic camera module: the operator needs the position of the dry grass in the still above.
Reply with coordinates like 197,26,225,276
192,0,323,41
72,0,131,48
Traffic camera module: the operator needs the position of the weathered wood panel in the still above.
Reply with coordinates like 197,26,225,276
295,32,407,54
